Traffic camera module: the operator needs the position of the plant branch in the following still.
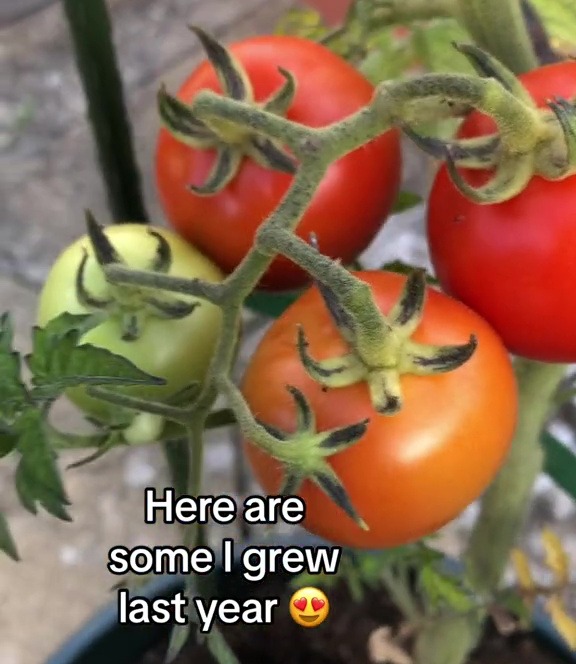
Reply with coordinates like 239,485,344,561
104,264,224,304
87,386,190,424
465,359,567,592
413,360,567,664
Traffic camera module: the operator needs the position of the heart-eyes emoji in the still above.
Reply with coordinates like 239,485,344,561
289,587,330,628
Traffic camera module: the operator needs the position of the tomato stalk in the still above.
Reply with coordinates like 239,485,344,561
465,359,567,591
411,360,567,664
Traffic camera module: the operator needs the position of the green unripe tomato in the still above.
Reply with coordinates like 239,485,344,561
37,224,224,423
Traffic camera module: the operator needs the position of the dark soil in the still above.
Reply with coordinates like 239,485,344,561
139,574,566,664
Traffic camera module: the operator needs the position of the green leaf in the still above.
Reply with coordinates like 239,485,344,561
0,424,18,458
14,410,70,520
27,319,165,401
0,512,19,561
420,565,475,613
543,432,576,501
495,588,532,629
0,313,28,420
412,20,475,74
36,311,104,340
393,191,422,213
530,0,576,51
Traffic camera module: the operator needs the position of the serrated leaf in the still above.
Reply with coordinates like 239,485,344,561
0,313,28,420
0,424,18,458
37,311,104,341
511,548,536,592
546,595,576,650
530,0,576,53
420,565,475,612
0,512,19,561
14,410,70,520
27,328,165,401
542,529,570,586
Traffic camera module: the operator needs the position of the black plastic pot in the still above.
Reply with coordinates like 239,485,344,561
46,534,576,664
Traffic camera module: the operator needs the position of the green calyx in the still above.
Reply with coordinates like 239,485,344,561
298,269,477,415
224,379,368,529
157,26,297,195
398,43,576,204
77,212,199,341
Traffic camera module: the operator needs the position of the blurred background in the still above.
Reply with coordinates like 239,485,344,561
0,1,574,663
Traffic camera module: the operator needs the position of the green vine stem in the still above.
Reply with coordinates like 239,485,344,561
456,0,538,74
465,359,567,592
62,0,149,222
412,360,567,664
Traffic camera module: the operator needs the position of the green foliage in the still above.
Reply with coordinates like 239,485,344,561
419,564,475,613
530,0,576,51
0,311,164,558
15,410,71,520
27,313,164,401
275,7,475,84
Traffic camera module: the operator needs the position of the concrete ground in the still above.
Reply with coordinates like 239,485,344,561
0,2,574,664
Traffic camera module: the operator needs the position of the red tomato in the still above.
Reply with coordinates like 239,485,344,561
156,36,401,290
241,272,517,548
427,61,576,362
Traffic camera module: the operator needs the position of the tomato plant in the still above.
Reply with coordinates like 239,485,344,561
37,224,224,421
156,35,401,290
241,271,517,548
427,61,576,362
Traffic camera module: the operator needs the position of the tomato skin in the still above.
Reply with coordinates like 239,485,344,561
156,36,401,291
37,225,224,421
241,271,517,548
427,61,576,362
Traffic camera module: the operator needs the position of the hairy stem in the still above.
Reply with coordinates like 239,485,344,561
413,360,566,664
465,359,567,592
